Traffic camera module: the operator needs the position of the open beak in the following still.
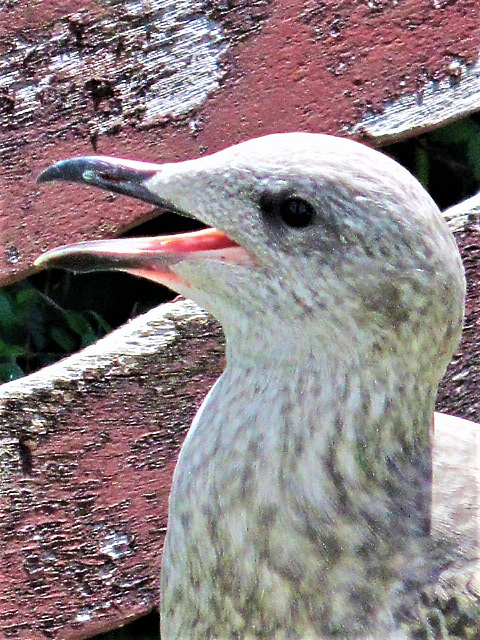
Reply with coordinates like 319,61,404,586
35,156,247,287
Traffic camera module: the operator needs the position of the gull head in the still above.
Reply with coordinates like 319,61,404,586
36,133,465,376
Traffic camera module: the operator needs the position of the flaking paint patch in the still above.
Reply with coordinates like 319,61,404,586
75,608,93,623
99,530,135,560
351,56,480,142
0,437,21,489
0,0,228,134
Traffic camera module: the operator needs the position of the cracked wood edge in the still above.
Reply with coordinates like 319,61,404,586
0,298,210,492
351,56,480,144
442,190,480,233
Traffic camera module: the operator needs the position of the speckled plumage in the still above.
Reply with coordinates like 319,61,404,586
36,134,479,639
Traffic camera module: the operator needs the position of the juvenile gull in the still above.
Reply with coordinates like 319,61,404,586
35,133,479,639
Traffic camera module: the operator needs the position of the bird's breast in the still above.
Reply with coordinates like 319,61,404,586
159,366,419,639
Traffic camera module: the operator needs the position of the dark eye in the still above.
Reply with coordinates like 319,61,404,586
278,198,315,228
260,192,315,229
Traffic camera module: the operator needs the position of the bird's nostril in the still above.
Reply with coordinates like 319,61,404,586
99,171,123,182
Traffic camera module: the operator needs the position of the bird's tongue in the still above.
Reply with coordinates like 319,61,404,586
101,227,239,254
34,227,247,286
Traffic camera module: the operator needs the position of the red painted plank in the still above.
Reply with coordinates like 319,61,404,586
1,3,480,638
0,302,225,639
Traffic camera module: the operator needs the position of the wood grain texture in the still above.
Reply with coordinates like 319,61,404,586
351,57,480,143
437,199,480,422
0,299,224,639
2,1,480,638
1,0,480,286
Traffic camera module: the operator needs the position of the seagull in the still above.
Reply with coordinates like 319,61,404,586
35,133,480,639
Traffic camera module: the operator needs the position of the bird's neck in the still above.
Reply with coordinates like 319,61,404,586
216,347,435,535
163,349,438,637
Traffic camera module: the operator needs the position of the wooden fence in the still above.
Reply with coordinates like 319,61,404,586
1,1,480,637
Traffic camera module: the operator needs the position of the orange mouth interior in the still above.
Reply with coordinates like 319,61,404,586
133,227,239,253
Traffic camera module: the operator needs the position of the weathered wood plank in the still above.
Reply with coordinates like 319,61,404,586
0,299,224,639
1,0,479,286
437,195,480,423
351,57,480,143
2,2,480,638
443,190,480,234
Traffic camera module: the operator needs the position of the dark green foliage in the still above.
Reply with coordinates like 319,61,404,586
388,112,480,209
0,270,175,383
429,117,480,183
0,212,201,384
0,280,113,382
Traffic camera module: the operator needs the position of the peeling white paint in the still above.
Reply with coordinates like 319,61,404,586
30,414,48,430
0,437,20,490
75,607,93,623
0,300,209,400
0,0,229,133
351,56,480,143
100,530,134,559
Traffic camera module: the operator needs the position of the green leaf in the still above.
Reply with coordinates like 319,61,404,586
15,286,39,315
0,343,26,359
51,326,77,352
0,291,16,329
65,311,90,336
65,311,97,347
429,119,479,145
0,340,11,358
88,311,112,334
414,144,429,189
466,134,480,181
0,362,24,382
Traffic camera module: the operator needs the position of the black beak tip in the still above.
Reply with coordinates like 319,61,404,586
36,158,95,185
36,156,171,208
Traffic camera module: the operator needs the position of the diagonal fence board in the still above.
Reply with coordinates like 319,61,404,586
0,195,479,639
438,195,480,422
0,299,224,640
351,57,480,144
1,0,480,286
